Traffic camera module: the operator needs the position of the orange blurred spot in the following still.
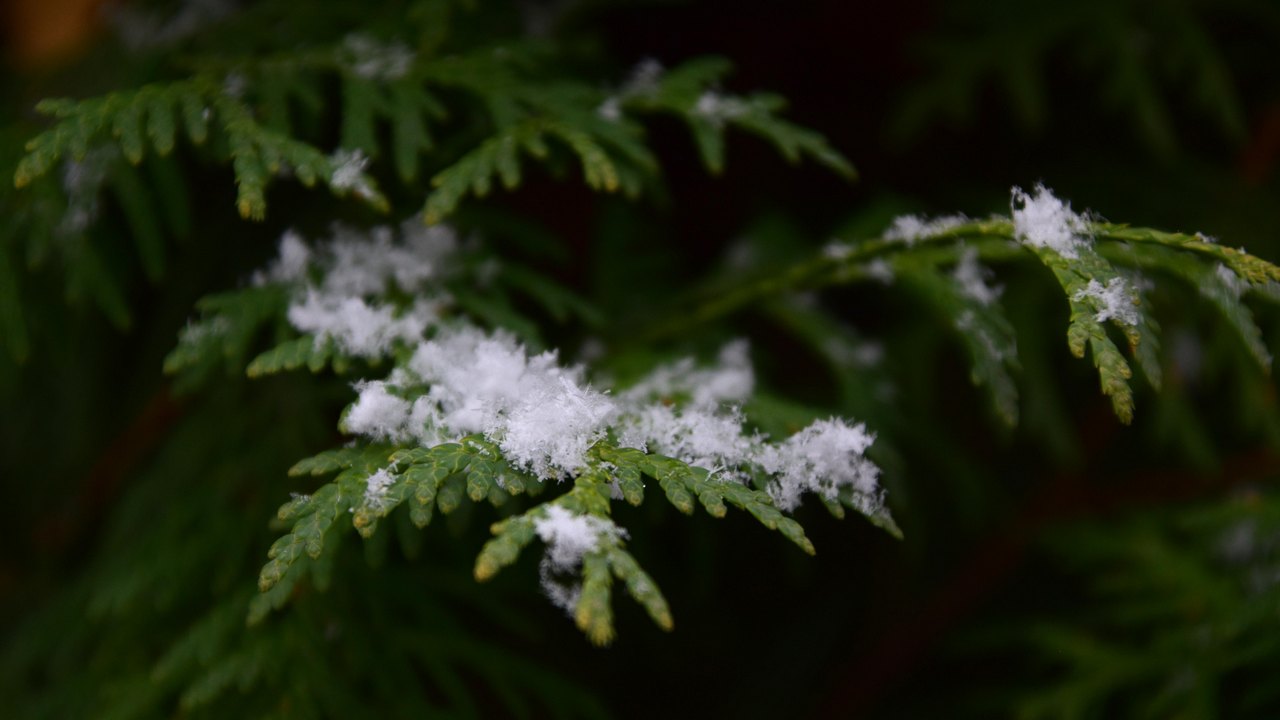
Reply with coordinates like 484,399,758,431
5,0,107,68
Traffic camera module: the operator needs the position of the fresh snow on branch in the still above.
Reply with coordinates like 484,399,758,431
535,506,626,612
1072,278,1139,326
1012,184,1090,258
253,225,885,514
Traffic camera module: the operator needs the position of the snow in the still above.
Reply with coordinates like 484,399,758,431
620,340,754,410
329,149,377,201
343,33,414,80
363,468,397,509
287,293,438,358
344,381,413,441
757,418,880,512
1072,278,1139,326
951,246,1002,306
535,505,622,570
1216,264,1248,299
534,506,626,612
693,91,748,127
397,326,616,479
883,214,968,245
1011,184,1090,258
249,226,886,507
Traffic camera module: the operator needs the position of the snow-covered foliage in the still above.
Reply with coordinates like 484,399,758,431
1072,278,1139,326
1012,184,1091,258
535,506,626,612
341,33,414,80
884,213,969,245
257,221,458,358
951,246,1002,305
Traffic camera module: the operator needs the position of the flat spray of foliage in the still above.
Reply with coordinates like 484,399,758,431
4,1,1280,717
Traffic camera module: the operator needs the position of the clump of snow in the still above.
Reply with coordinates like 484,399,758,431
598,58,665,121
254,220,459,357
535,505,623,569
392,326,616,478
883,214,968,245
758,418,880,512
618,404,760,474
344,381,413,441
622,58,664,97
693,91,748,127
534,506,626,611
322,221,457,296
863,258,895,284
288,293,439,358
253,231,312,286
363,467,397,509
328,149,378,201
1011,184,1090,258
58,149,113,236
620,340,754,410
597,96,622,121
343,33,414,80
1072,278,1139,326
951,246,1002,306
823,240,854,261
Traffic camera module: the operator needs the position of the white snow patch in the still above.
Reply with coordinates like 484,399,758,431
343,33,414,80
287,293,438,358
363,468,397,509
883,214,968,245
693,91,748,127
1072,278,1139,326
951,246,1002,306
1011,184,1090,258
344,381,413,441
534,506,625,612
758,418,880,512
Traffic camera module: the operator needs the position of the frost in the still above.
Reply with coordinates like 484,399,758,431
342,33,414,80
1011,184,1090,258
883,214,968,245
951,246,1002,306
1072,278,1138,326
758,418,880,512
363,468,397,509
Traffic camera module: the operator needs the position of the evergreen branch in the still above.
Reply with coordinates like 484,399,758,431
13,76,388,220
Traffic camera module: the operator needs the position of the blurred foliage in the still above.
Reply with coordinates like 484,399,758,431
3,0,1280,718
